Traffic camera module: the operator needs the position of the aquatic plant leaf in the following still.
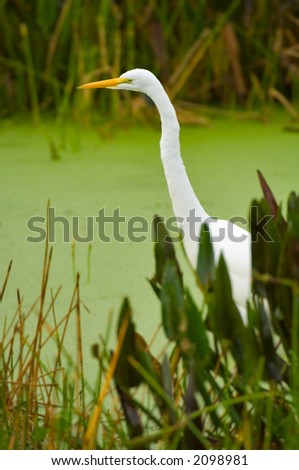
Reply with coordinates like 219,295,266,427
135,349,167,415
161,259,185,341
116,385,145,443
257,170,279,217
185,289,212,366
287,192,299,279
147,277,161,298
288,191,299,218
257,299,285,382
250,198,283,299
151,215,182,287
250,191,299,352
210,254,244,336
184,367,205,450
208,254,245,370
114,298,142,388
196,222,215,291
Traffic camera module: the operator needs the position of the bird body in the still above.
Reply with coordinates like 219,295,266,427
79,69,251,320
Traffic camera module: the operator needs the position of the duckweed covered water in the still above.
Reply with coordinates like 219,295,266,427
0,114,298,383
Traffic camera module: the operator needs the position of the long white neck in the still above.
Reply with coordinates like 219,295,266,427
149,85,208,227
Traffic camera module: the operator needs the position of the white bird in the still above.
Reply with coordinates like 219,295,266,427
79,69,251,320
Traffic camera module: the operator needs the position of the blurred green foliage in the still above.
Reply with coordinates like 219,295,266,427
1,0,299,121
113,180,299,449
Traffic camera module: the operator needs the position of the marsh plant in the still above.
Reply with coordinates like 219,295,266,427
1,1,299,122
1,177,299,449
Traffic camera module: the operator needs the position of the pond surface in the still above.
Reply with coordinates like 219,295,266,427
0,114,298,384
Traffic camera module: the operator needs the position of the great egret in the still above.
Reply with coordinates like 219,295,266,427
79,69,251,320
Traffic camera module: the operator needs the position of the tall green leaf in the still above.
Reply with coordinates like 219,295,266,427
114,297,142,388
196,222,215,291
161,259,185,341
208,254,246,370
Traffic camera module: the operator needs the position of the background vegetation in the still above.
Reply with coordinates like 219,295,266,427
1,0,299,123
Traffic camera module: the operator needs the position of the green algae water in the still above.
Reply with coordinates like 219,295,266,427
0,114,298,384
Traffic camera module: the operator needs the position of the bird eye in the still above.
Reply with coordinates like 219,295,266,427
127,78,133,83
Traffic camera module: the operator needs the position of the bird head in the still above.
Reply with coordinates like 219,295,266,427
78,68,161,95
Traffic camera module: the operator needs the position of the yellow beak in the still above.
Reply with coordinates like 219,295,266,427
78,77,129,89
